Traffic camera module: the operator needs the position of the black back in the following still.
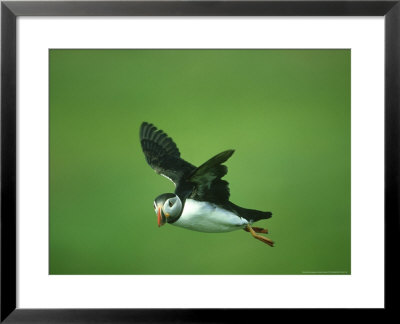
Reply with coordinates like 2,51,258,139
188,150,234,204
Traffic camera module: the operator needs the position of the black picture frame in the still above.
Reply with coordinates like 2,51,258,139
1,0,399,322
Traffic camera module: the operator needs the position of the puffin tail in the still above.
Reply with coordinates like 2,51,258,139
246,209,272,222
227,202,272,222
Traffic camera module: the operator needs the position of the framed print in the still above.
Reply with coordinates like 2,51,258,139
1,0,399,322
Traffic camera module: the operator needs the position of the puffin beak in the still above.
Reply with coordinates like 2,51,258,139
157,206,166,227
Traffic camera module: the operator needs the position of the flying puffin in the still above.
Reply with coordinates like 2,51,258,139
139,122,274,246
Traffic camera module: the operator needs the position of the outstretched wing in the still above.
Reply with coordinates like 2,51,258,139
140,122,196,186
189,150,234,203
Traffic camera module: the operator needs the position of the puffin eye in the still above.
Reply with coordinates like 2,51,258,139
169,200,173,208
153,202,156,210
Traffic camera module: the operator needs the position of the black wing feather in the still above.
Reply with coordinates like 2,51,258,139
189,150,234,203
140,122,195,186
140,123,234,204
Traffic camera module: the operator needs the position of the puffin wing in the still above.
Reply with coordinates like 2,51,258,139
189,150,234,203
140,122,196,186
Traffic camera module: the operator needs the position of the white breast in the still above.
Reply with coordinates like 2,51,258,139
171,199,249,233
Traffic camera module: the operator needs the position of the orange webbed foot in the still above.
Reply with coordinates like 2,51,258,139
245,225,274,247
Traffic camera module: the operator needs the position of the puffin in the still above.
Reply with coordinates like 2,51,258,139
139,122,274,246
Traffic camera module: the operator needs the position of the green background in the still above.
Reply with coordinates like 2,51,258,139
49,49,350,275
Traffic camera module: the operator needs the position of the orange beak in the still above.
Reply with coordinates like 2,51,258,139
157,207,166,227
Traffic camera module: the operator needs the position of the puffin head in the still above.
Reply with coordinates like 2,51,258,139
153,193,183,227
